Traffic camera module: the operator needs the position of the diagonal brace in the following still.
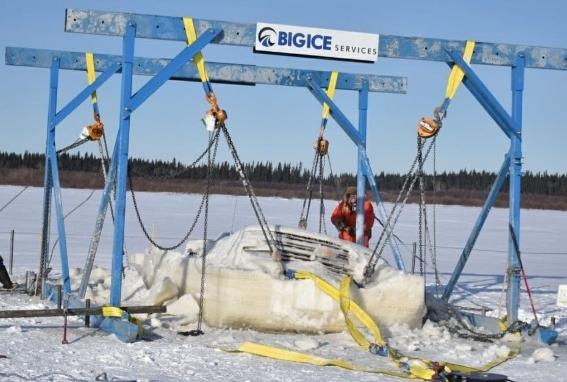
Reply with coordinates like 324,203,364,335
305,76,362,147
54,62,121,126
447,50,518,139
127,28,222,114
442,152,511,301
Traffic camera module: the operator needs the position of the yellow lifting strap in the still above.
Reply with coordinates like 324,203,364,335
444,40,476,100
183,17,210,83
321,71,339,120
339,275,382,348
226,271,519,380
85,52,98,103
295,271,385,346
228,342,410,379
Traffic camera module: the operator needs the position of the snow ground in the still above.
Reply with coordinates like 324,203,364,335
0,185,566,381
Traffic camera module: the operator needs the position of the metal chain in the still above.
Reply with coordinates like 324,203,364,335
97,135,115,221
298,150,320,228
56,137,89,155
221,125,281,254
445,304,526,342
418,136,425,278
128,129,220,251
426,222,442,296
364,136,437,282
318,151,327,234
129,131,220,180
36,166,52,295
196,130,214,333
0,186,29,214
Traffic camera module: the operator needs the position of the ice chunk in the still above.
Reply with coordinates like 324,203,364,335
532,347,555,363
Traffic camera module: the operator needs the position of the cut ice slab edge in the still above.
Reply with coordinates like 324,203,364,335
53,226,427,336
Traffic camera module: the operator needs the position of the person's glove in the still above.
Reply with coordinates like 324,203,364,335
334,219,346,232
344,226,355,236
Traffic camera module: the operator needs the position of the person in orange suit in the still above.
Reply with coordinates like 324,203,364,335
331,187,375,247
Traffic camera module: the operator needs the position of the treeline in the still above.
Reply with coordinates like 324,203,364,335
1,151,566,196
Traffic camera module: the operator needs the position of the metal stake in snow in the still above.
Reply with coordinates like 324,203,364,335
62,294,69,345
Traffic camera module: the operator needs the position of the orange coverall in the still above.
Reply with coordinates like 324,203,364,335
330,199,375,247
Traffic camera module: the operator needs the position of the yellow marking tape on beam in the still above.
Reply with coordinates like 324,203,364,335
321,71,339,120
445,40,476,100
85,52,97,103
183,17,210,83
101,306,123,318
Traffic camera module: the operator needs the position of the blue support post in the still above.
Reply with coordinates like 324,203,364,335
110,23,136,307
507,55,525,324
49,147,71,293
442,153,511,300
38,59,59,297
356,82,368,246
43,58,72,293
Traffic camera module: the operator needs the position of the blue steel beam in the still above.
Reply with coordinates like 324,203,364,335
127,28,221,113
506,56,525,324
65,8,567,70
5,47,406,94
110,23,136,307
44,59,71,293
442,153,511,301
356,82,369,247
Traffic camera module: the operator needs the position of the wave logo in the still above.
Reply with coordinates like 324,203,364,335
258,27,277,47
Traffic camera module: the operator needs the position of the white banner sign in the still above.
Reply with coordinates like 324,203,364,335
255,22,379,63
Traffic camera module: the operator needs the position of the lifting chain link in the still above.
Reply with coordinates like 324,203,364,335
299,135,330,231
363,136,437,284
221,124,284,267
418,136,425,277
128,128,221,251
195,127,216,335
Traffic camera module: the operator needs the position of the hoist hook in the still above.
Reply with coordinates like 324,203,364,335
314,137,329,156
417,106,445,139
205,92,228,127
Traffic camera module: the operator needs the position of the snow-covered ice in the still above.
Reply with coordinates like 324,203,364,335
0,186,566,381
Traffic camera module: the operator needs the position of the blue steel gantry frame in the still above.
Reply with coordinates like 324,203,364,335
4,29,407,307
7,8,567,327
61,8,567,325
